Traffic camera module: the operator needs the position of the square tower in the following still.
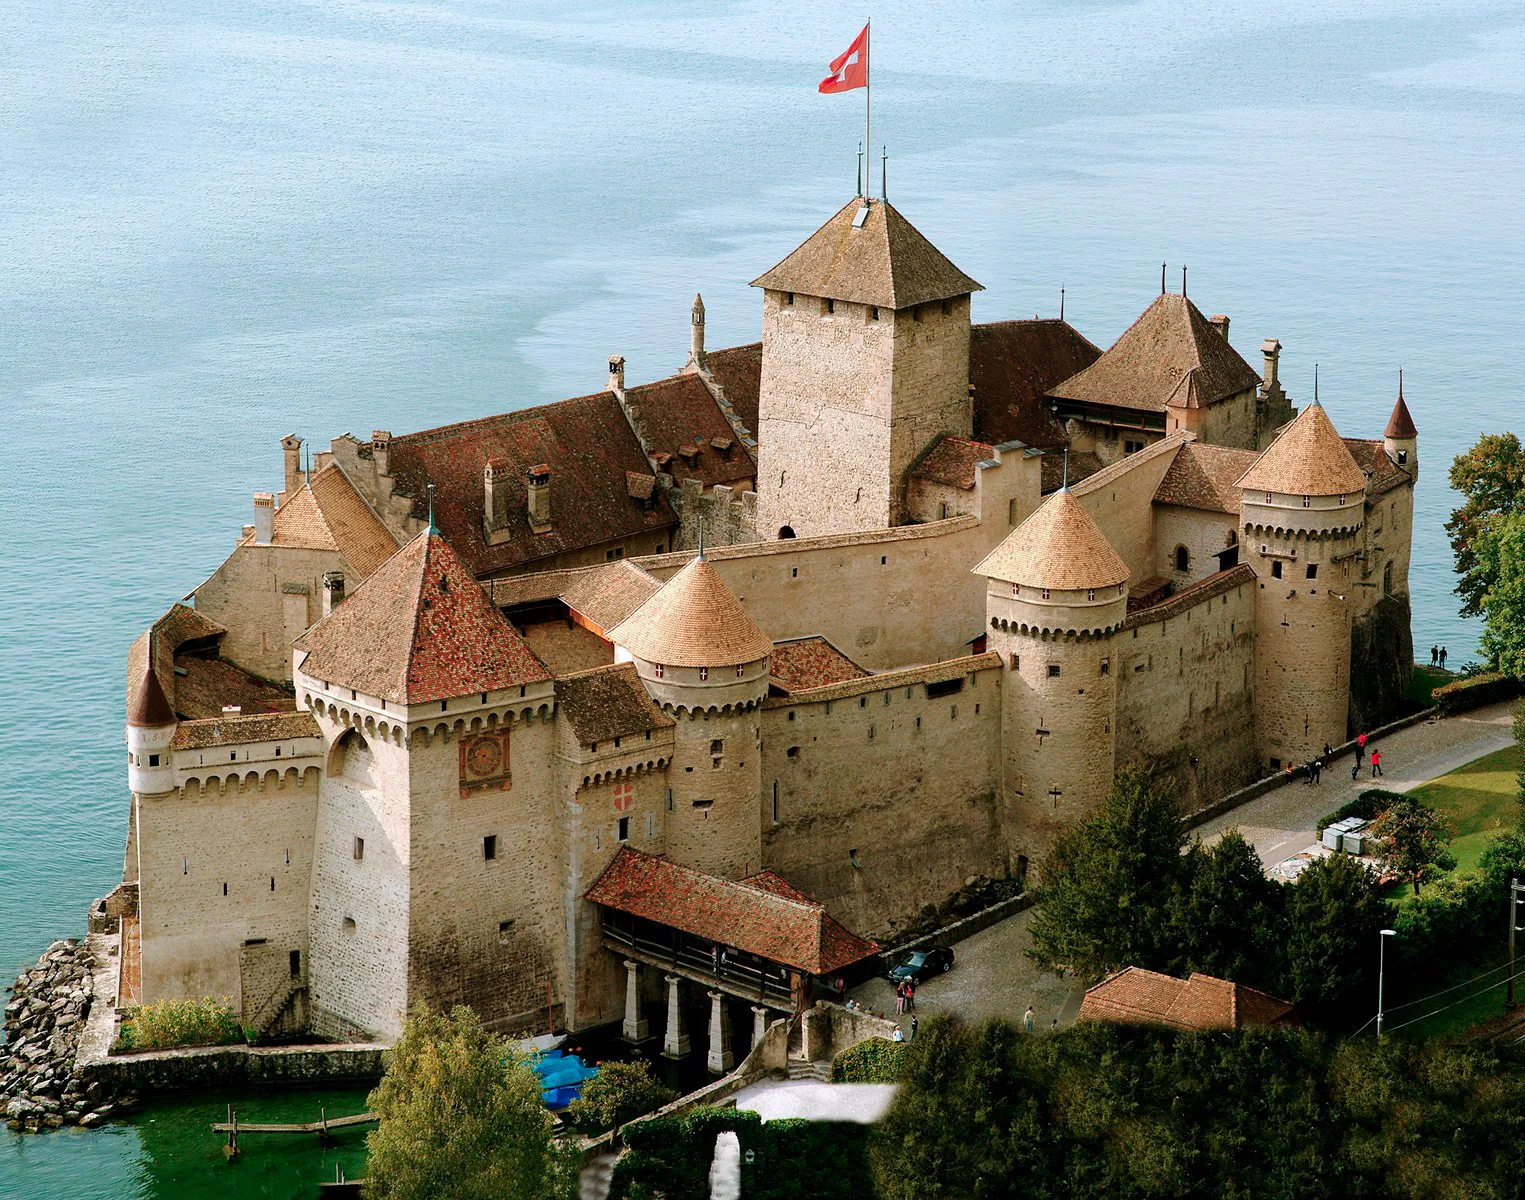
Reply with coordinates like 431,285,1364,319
751,199,981,538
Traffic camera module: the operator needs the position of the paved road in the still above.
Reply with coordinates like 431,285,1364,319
847,701,1517,1037
1192,700,1517,867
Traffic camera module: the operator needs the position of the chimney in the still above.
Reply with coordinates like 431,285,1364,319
281,435,303,496
608,355,625,395
221,705,242,718
527,464,552,533
690,294,706,364
483,458,510,534
1209,314,1230,339
371,430,392,477
323,571,346,617
253,493,275,545
1261,338,1282,394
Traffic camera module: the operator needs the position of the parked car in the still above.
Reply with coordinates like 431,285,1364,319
887,946,954,984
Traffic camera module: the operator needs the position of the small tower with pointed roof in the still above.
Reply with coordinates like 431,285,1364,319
609,553,771,879
1237,402,1368,767
1384,372,1418,481
974,488,1129,860
751,198,983,538
127,645,178,797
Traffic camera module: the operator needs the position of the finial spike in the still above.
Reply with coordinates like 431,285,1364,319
1062,447,1069,491
1314,363,1320,406
427,481,438,534
881,145,887,200
1181,264,1187,297
1398,366,1404,400
698,519,705,561
1060,286,1065,322
857,141,863,197
1161,262,1166,295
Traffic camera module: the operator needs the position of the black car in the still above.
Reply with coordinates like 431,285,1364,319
887,946,953,984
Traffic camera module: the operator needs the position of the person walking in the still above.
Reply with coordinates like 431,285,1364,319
905,980,915,1012
1324,743,1333,760
1431,645,1439,667
895,982,905,1015
1440,645,1448,669
1351,755,1362,782
1024,1005,1035,1034
1371,747,1383,778
1312,757,1323,785
910,1014,918,1041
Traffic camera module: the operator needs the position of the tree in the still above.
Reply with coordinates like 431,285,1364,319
365,1005,578,1200
1446,432,1525,617
1172,830,1286,992
1027,766,1189,980
1477,511,1525,676
1368,798,1456,896
1283,852,1393,1020
564,1058,675,1134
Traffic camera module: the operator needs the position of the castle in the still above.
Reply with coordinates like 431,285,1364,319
118,195,1417,1066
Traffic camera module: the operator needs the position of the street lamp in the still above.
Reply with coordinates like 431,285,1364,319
1376,928,1397,1037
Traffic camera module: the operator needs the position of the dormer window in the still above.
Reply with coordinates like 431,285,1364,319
699,667,709,681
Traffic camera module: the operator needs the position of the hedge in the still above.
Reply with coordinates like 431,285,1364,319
612,1105,870,1200
1431,672,1521,714
1316,789,1408,836
830,1037,907,1083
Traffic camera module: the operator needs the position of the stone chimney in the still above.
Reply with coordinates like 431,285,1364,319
323,571,346,617
690,293,706,365
281,435,303,496
1261,338,1282,395
1209,314,1230,339
483,458,510,535
527,464,553,534
253,493,275,545
608,355,626,396
371,430,392,477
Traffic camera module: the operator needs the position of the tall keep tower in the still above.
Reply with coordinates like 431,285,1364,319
1238,403,1368,768
975,489,1130,862
751,198,982,539
609,555,772,879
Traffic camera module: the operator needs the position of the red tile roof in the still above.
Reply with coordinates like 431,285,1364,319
970,319,1101,448
768,637,870,694
975,488,1130,590
1153,443,1260,513
1078,967,1298,1031
296,532,550,703
703,343,762,435
1237,403,1367,496
127,659,175,728
1344,438,1413,499
585,848,878,975
555,662,673,744
624,372,756,489
254,464,398,578
171,710,321,751
910,435,995,490
386,392,677,577
1385,387,1417,438
608,556,774,668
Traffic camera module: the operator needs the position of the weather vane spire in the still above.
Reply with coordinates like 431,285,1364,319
427,482,438,534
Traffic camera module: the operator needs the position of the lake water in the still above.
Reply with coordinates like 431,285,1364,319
2,1,1521,1193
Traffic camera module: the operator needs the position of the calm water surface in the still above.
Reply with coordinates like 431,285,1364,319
2,1,1522,1194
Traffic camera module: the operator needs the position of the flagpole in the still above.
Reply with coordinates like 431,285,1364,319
864,20,871,201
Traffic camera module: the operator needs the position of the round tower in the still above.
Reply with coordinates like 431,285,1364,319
974,488,1129,863
127,648,178,796
1237,402,1367,769
1383,370,1418,481
608,555,771,879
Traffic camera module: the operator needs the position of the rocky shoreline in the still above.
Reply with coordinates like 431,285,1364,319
2,938,132,1132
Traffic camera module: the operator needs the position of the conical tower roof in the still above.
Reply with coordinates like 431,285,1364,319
1237,403,1367,496
608,556,772,668
295,530,549,704
750,198,982,310
127,654,176,728
973,489,1130,591
1385,381,1417,439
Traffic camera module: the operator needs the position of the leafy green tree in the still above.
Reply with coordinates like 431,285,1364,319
1368,798,1457,896
1475,510,1525,677
564,1058,674,1134
364,1005,578,1200
1027,767,1189,980
1283,852,1393,1020
1172,830,1286,991
1446,431,1525,617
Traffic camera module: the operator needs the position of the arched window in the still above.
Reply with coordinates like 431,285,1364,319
778,525,796,539
1174,545,1190,572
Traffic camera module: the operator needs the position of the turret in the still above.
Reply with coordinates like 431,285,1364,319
608,555,771,878
690,293,706,366
1384,371,1418,479
975,488,1129,861
1237,402,1367,768
127,649,177,796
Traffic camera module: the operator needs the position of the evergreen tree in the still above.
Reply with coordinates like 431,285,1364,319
1172,830,1286,991
1283,853,1392,1021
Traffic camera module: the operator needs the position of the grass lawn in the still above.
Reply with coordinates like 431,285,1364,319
1402,742,1522,876
1388,958,1514,1040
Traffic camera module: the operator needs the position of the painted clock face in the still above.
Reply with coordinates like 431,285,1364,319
466,737,502,778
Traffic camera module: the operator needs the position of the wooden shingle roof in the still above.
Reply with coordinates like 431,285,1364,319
1153,443,1260,513
608,556,772,668
556,663,673,744
256,464,399,578
973,488,1129,590
1078,967,1298,1031
1237,403,1368,496
751,198,982,310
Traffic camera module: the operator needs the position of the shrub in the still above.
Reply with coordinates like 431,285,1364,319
113,996,247,1052
831,1037,907,1083
1316,790,1404,835
564,1059,675,1134
1432,672,1520,714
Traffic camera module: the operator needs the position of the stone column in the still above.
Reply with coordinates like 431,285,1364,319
663,974,690,1059
751,1005,771,1051
622,960,649,1042
707,990,734,1074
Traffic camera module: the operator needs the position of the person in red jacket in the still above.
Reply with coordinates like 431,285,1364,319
1370,747,1383,778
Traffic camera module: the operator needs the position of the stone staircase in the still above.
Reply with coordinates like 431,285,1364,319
786,1057,831,1083
248,979,305,1039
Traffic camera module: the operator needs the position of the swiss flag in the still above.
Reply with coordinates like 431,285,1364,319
819,24,869,93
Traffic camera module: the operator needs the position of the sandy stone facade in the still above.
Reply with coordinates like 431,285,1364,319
119,195,1416,1047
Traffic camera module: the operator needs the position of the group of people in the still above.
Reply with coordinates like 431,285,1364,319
1430,645,1450,669
894,978,916,1014
1293,732,1386,786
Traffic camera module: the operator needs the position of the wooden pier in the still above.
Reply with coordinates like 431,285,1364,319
214,1105,377,1158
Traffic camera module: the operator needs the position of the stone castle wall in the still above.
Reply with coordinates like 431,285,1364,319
887,298,973,524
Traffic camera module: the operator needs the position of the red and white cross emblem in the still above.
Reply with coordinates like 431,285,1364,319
612,781,634,813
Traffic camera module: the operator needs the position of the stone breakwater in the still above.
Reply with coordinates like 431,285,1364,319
2,938,130,1132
